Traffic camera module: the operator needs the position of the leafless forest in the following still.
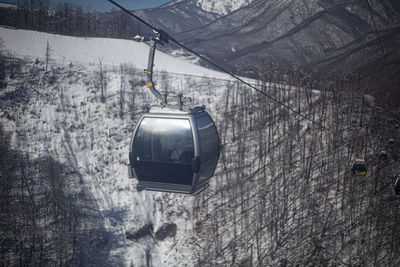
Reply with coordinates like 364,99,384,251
0,1,138,39
192,69,400,266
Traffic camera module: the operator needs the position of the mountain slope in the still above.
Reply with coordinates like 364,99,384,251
134,0,220,34
195,0,254,15
176,0,399,63
134,0,256,34
174,0,400,98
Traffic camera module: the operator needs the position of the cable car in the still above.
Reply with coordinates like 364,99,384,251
125,29,220,194
351,159,367,176
128,106,220,194
395,177,400,195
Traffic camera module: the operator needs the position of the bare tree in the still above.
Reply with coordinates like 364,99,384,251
45,39,52,72
0,38,6,89
119,64,126,118
98,59,106,103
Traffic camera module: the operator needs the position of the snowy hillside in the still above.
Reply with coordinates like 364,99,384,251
1,26,400,266
0,27,233,80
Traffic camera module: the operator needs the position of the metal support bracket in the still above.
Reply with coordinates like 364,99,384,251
145,38,166,106
144,32,192,110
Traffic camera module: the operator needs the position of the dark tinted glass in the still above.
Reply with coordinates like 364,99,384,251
133,118,194,163
395,178,400,191
132,117,195,185
353,162,367,172
197,115,219,182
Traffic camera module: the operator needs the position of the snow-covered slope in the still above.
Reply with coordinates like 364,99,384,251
0,27,232,80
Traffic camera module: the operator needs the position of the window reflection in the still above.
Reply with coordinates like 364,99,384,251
133,118,194,164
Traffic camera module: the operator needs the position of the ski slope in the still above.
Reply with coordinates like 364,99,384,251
0,26,236,80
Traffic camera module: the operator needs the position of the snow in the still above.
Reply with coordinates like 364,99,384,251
149,106,192,114
0,27,235,80
195,0,254,15
0,3,18,9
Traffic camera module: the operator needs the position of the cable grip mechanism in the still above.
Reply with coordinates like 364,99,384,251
144,31,191,110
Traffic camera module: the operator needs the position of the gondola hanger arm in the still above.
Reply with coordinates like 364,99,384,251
145,36,166,106
144,32,191,110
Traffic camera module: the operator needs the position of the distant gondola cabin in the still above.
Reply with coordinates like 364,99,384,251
379,151,388,160
352,159,367,176
395,177,400,195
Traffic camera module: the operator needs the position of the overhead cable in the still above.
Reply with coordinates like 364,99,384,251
106,0,356,145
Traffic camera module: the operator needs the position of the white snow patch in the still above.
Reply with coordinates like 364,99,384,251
196,0,254,15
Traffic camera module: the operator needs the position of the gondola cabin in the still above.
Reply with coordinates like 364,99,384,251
395,177,400,195
379,151,388,160
351,159,367,176
128,106,220,195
